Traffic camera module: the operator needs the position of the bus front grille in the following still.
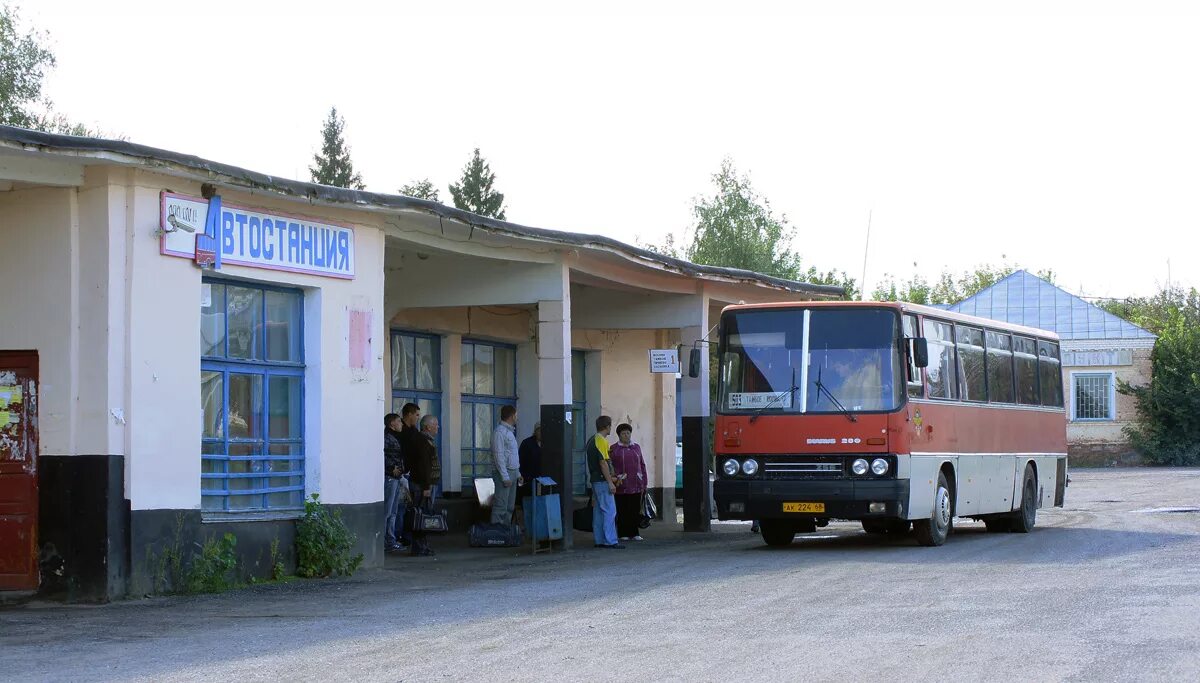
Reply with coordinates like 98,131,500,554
763,458,844,478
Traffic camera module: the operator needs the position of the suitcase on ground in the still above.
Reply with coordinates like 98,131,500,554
468,523,522,547
572,505,593,533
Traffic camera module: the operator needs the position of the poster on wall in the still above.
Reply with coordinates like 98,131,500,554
160,191,356,279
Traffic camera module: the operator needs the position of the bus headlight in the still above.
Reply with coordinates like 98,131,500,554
723,459,740,477
852,458,869,475
742,458,759,476
871,458,889,476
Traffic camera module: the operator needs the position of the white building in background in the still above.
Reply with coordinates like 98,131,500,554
0,126,840,600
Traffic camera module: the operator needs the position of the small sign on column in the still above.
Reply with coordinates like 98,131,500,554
648,348,680,373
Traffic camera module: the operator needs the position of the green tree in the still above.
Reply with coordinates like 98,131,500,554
0,5,105,136
0,4,53,129
645,158,856,299
309,107,364,189
399,178,440,202
1115,286,1200,465
448,148,506,219
1097,286,1200,336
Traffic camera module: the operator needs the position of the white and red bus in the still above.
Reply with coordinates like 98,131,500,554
709,301,1068,547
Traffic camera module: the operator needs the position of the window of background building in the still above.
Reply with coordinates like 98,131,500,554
201,280,305,513
460,340,517,489
1074,373,1114,420
391,330,442,462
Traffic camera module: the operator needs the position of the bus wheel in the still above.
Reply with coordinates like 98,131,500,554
983,516,1011,533
760,520,796,547
1009,465,1037,533
914,471,953,547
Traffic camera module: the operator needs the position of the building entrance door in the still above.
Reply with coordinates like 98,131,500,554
0,350,38,591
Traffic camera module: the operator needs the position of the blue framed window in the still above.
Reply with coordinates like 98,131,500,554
460,339,517,489
571,351,588,495
201,280,305,513
391,330,443,459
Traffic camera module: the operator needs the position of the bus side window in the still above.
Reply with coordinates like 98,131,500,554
1038,340,1064,407
1014,336,1040,405
926,321,958,400
903,314,923,398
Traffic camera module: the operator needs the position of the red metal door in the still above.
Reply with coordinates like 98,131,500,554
0,351,38,591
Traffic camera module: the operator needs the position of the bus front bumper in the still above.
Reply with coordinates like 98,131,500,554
713,479,910,521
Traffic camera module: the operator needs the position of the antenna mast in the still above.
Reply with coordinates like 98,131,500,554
859,209,873,301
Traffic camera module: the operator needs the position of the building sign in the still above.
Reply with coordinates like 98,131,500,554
1062,349,1133,367
160,191,355,279
648,349,680,373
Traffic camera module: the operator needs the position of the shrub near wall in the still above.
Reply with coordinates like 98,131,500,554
296,494,364,578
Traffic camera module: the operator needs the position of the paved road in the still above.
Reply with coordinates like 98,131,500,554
3,469,1199,682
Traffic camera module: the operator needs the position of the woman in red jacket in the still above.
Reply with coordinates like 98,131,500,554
610,423,648,542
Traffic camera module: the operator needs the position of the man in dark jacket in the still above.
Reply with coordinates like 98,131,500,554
383,413,407,552
408,414,441,557
517,422,542,502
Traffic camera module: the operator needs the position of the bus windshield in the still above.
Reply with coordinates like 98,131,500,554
718,307,903,414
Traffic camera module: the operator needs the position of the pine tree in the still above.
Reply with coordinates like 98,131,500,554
309,107,364,189
399,178,440,202
448,148,506,219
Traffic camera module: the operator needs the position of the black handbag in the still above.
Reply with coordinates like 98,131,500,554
640,492,657,529
412,500,448,533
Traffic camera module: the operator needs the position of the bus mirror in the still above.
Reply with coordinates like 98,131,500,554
911,338,929,368
688,348,701,378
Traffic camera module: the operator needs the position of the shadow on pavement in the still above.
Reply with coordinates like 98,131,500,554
740,523,1198,565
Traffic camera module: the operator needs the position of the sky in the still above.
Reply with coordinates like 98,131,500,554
21,0,1200,299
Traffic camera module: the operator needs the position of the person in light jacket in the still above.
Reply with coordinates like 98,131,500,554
490,405,523,525
610,423,649,542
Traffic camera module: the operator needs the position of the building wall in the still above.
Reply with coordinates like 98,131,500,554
0,186,77,456
3,169,390,596
573,328,672,490
1063,343,1154,465
387,307,678,496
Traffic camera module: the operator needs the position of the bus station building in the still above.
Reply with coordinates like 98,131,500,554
0,126,840,600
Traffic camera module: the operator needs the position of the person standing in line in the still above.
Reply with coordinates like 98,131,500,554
587,416,624,549
518,422,543,503
383,413,408,553
610,423,648,542
490,405,523,526
408,414,441,557
397,402,423,547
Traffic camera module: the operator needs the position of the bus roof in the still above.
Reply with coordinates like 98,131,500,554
720,300,1062,342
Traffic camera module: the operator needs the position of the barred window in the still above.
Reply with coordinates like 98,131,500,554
1074,373,1114,420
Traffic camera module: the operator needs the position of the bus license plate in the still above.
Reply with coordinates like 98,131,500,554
783,502,825,513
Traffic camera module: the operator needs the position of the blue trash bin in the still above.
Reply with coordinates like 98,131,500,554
523,476,563,549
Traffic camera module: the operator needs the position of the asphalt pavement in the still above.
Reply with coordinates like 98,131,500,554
2,468,1199,682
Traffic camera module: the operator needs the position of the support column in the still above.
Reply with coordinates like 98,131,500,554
680,298,712,531
537,293,574,548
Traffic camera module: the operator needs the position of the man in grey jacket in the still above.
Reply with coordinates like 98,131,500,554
490,404,523,525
